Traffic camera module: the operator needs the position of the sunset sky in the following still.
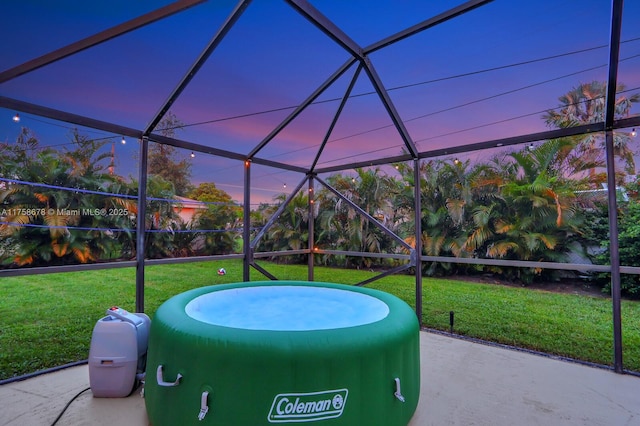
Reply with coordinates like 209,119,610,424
1,0,639,203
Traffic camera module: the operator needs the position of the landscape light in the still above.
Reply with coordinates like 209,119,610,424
12,113,20,122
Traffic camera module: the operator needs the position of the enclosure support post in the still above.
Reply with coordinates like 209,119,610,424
413,159,423,326
604,0,624,374
243,160,251,281
605,130,623,373
308,175,315,281
135,136,149,313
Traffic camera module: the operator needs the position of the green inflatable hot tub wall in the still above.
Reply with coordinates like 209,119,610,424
144,281,420,425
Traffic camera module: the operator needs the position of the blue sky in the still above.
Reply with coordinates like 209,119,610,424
1,0,639,202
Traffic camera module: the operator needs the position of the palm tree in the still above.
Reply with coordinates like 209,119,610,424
0,129,135,266
141,175,180,259
394,159,477,276
543,81,639,181
316,168,401,268
468,141,586,282
60,130,137,260
251,191,310,264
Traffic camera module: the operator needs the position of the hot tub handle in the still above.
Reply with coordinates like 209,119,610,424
156,365,182,387
198,391,210,421
394,377,405,403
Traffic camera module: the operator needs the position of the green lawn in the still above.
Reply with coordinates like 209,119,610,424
1,259,638,380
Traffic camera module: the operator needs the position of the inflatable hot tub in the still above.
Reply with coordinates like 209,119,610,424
144,281,420,425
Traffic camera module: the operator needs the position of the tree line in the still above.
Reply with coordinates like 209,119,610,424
0,124,242,265
1,82,639,296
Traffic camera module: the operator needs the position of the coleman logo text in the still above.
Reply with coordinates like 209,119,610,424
268,389,348,423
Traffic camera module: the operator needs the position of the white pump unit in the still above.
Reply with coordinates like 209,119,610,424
88,306,150,397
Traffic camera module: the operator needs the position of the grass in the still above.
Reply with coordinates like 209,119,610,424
1,259,639,380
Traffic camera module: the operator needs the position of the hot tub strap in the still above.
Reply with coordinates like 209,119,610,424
156,365,182,387
394,378,405,403
198,391,210,421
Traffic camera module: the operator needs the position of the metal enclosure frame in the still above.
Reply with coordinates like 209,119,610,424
1,0,639,374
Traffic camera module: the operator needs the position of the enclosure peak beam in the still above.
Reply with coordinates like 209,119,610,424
144,0,252,136
364,0,494,54
362,58,419,158
286,0,364,59
247,58,356,159
0,96,143,140
310,64,363,172
0,0,206,84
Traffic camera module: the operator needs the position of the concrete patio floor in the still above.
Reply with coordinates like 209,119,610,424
1,331,639,426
